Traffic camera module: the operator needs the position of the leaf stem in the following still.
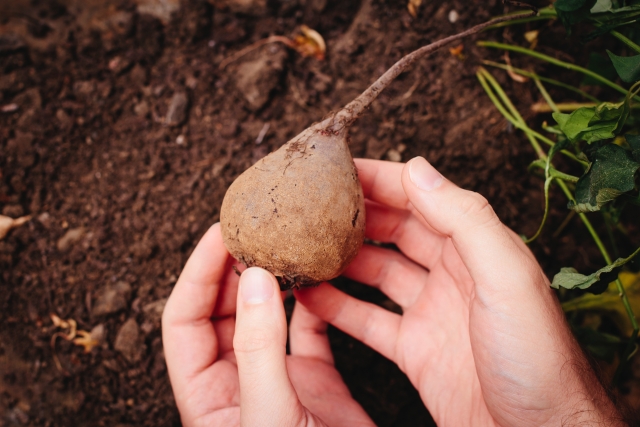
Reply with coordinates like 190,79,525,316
477,68,587,165
482,60,601,102
478,41,640,102
611,30,640,53
533,76,559,113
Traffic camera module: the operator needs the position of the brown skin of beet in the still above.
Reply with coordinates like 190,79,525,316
220,127,365,290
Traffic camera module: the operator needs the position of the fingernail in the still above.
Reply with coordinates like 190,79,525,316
409,157,443,191
241,268,275,304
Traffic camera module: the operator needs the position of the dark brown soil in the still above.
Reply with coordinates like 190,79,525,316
1,0,638,426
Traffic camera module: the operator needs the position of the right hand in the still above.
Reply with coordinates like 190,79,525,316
296,157,624,426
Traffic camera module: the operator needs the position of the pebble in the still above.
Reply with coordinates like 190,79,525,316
386,149,402,162
135,0,181,24
92,281,132,317
133,100,149,117
142,298,168,324
90,323,106,347
165,91,189,126
114,318,145,363
37,212,51,227
1,103,19,113
56,227,86,251
235,46,286,111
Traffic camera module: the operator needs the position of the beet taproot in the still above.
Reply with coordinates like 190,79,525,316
220,11,535,290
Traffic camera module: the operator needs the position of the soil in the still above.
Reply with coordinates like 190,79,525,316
1,0,639,426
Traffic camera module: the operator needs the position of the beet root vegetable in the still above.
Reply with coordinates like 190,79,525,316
220,11,534,290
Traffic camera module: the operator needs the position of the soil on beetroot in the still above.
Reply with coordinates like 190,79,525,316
2,0,639,426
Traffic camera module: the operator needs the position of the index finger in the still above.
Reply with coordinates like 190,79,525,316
162,223,230,394
355,158,409,209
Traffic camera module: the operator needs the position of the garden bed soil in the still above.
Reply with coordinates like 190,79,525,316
2,0,638,426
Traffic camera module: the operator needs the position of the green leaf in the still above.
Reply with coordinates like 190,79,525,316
553,97,631,144
590,0,613,13
581,101,629,142
551,247,640,293
553,108,596,141
607,50,640,82
626,134,640,161
555,0,590,11
568,143,640,212
583,52,619,85
556,0,598,30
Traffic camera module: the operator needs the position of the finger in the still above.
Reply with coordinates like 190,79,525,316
355,158,408,209
162,223,228,396
401,157,548,304
342,244,428,308
234,268,306,426
294,283,401,361
214,316,236,357
365,200,444,269
289,302,334,365
213,258,242,317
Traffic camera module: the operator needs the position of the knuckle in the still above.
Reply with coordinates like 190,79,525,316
233,328,276,355
456,191,500,229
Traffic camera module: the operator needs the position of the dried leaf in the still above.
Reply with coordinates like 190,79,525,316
503,52,527,83
407,0,422,18
524,30,539,43
0,215,31,240
72,330,100,353
293,26,326,60
449,44,464,60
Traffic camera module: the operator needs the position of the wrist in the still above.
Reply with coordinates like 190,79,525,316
543,349,626,427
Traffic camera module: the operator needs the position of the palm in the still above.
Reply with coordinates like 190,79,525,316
392,240,494,424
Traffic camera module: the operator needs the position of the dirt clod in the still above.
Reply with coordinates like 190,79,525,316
56,227,86,252
92,281,132,317
234,46,287,111
114,318,145,363
165,91,189,126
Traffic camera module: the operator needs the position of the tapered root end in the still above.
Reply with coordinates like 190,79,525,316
276,275,320,291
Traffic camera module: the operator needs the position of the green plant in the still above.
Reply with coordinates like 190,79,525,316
478,0,640,383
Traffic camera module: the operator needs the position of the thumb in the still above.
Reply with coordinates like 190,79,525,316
401,157,545,300
233,267,305,427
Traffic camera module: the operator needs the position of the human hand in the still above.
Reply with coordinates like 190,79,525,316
162,223,374,427
295,157,624,427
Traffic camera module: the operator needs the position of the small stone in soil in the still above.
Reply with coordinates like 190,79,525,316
165,91,189,126
234,46,286,111
114,318,146,363
92,281,132,317
142,298,168,324
56,227,86,251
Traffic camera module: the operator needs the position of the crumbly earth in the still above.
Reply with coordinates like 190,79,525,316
1,0,639,426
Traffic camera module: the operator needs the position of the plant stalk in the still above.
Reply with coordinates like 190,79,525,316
482,60,601,102
478,41,640,102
